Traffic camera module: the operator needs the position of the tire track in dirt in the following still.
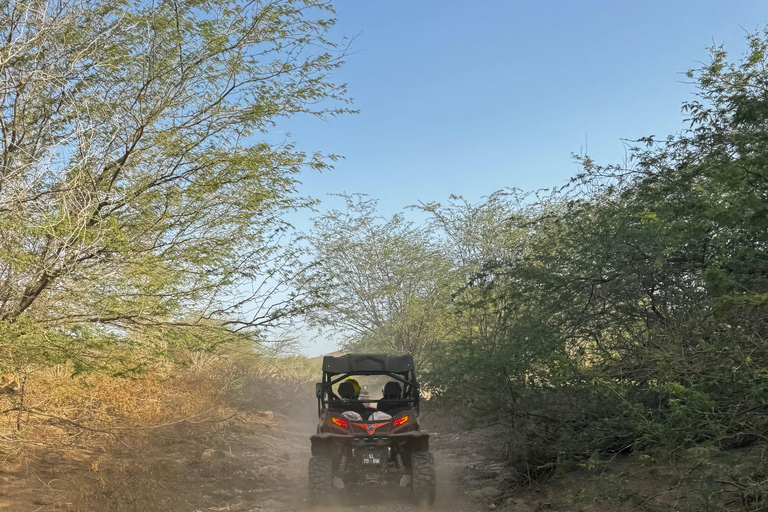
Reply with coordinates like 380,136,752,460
0,409,493,511
249,419,478,512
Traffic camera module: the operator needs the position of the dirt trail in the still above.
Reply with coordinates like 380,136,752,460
0,406,494,512
185,410,484,512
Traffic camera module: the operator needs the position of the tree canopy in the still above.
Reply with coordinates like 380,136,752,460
299,194,458,363
0,0,352,373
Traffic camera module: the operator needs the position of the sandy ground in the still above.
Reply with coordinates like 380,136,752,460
0,404,496,512
2,400,713,512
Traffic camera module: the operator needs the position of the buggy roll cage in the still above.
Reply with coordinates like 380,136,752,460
316,354,420,414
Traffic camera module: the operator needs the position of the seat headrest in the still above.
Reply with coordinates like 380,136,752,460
383,381,402,399
338,381,355,399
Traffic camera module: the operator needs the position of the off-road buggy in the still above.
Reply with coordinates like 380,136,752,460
308,354,435,505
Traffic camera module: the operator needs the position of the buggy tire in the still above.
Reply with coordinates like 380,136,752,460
308,456,333,506
411,451,436,506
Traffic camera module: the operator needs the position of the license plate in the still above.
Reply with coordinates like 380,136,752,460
362,454,380,464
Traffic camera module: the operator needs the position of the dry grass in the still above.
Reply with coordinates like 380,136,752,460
1,365,218,460
0,345,318,511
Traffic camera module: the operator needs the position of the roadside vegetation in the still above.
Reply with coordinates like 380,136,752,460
0,0,344,437
0,341,318,510
0,0,349,379
0,0,338,506
300,32,768,511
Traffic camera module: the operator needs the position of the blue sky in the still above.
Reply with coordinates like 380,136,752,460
279,0,768,356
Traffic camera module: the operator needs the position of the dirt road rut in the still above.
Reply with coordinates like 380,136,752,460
1,407,498,511
184,412,484,512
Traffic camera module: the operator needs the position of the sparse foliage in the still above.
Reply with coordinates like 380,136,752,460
299,194,459,364
0,0,352,373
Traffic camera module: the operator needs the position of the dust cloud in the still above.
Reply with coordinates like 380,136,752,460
0,389,489,512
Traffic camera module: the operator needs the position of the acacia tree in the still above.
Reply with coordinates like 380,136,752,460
0,0,352,372
300,195,459,364
418,190,533,268
429,31,768,478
